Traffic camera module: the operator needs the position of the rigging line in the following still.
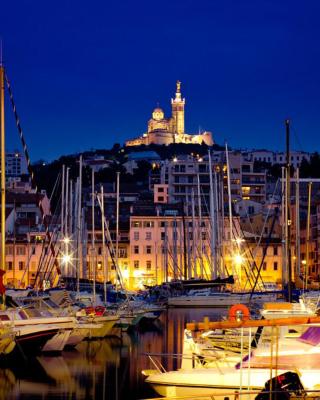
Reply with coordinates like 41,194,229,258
5,73,61,282
34,196,62,286
290,124,305,154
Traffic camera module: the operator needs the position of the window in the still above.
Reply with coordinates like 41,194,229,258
146,232,152,241
189,232,193,240
262,262,267,271
97,261,102,270
202,232,206,240
134,260,139,269
146,245,152,254
17,246,26,255
119,248,127,258
273,262,278,271
134,246,139,254
161,232,165,240
273,246,278,256
18,261,25,271
131,221,141,228
5,246,13,255
158,196,164,202
158,187,164,193
143,221,154,228
160,221,166,228
146,261,151,270
133,231,139,241
98,247,102,255
6,261,12,270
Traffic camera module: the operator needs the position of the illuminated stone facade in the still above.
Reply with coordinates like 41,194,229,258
125,81,214,147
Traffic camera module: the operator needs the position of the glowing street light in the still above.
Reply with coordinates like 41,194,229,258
233,253,244,266
62,254,72,264
62,237,71,244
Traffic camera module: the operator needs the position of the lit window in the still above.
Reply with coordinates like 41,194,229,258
134,260,139,269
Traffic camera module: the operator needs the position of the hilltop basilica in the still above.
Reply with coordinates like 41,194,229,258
125,82,214,147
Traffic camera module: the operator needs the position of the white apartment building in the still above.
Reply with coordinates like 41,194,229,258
250,150,310,169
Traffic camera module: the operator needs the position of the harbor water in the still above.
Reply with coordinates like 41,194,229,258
0,308,227,400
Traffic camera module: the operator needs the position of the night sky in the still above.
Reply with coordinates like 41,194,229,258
2,0,320,161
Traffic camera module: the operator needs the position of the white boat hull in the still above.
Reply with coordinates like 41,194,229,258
168,293,277,307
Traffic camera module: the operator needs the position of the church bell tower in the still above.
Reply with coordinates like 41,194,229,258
171,81,185,135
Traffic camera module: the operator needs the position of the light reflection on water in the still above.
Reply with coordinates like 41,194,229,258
1,308,227,400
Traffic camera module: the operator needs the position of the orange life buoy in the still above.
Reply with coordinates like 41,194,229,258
229,304,250,321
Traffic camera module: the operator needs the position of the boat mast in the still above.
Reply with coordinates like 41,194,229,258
91,168,96,304
0,62,5,280
305,181,312,290
225,143,234,277
101,185,107,304
197,174,204,278
285,119,292,302
295,168,301,279
76,155,82,297
191,188,197,278
115,171,120,277
208,150,217,279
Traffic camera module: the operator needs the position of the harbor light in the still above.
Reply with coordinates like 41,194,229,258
62,254,72,264
234,237,244,246
233,253,244,265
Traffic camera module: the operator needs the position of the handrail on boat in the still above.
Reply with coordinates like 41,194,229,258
186,315,320,331
147,354,167,374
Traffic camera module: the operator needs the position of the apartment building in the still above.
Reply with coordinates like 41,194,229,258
159,152,267,206
250,150,310,169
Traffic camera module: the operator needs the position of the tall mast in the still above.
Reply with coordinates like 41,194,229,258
0,64,5,277
208,151,217,279
191,188,197,278
225,143,234,276
197,174,204,278
295,168,300,278
305,181,312,290
76,155,82,297
91,168,96,304
285,119,292,302
116,172,120,274
281,166,286,287
101,185,107,304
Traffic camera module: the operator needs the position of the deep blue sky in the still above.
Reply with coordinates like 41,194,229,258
2,0,320,161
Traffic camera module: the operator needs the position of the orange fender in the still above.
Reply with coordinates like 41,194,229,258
229,304,250,321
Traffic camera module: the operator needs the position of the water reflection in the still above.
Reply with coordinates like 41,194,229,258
0,308,226,400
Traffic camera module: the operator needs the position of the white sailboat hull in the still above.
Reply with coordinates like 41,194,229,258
168,292,277,307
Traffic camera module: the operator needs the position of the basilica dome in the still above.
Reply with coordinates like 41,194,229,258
152,107,164,121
